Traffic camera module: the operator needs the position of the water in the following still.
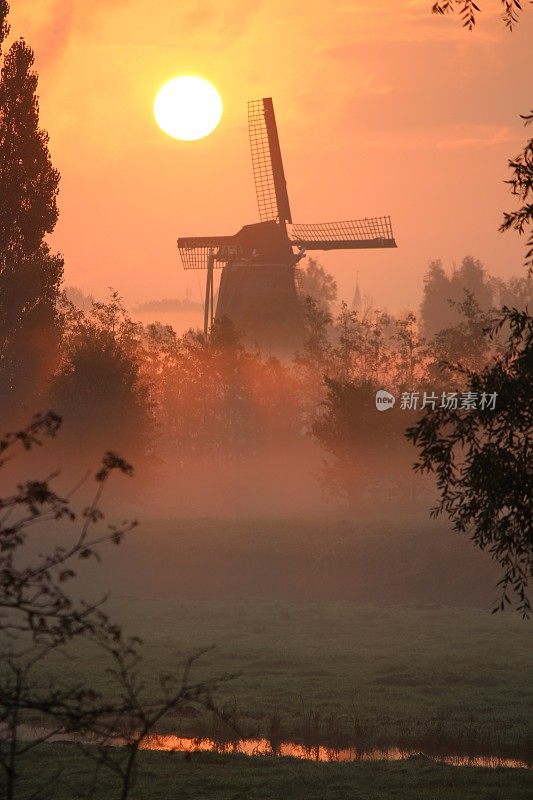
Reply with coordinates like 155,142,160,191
13,726,531,770
140,733,531,770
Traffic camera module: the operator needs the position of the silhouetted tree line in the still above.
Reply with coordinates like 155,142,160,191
26,258,525,510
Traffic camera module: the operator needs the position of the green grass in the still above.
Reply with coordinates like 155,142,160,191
8,518,533,796
33,599,532,754
12,745,533,800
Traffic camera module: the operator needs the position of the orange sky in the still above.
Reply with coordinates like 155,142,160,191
7,1,533,315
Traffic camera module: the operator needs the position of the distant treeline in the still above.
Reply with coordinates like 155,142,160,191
2,255,525,512
133,298,203,314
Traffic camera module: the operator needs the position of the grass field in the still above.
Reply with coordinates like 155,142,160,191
10,517,533,798
32,598,532,757
15,745,533,800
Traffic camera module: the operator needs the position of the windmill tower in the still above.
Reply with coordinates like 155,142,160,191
178,98,397,352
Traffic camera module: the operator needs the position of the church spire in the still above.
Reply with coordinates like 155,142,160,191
352,271,361,310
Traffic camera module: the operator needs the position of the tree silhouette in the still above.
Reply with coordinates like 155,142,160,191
0,3,63,421
0,414,235,799
51,292,153,467
407,308,532,615
420,257,494,338
420,260,452,338
426,291,494,387
432,1,529,30
408,111,533,614
500,110,533,274
299,258,338,312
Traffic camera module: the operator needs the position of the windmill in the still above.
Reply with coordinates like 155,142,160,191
178,97,396,351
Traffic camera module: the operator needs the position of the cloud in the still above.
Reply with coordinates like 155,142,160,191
435,126,517,150
23,0,263,67
179,0,262,38
348,124,523,153
20,0,130,67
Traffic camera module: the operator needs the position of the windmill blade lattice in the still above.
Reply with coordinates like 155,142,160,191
288,216,396,250
178,236,242,270
248,98,292,225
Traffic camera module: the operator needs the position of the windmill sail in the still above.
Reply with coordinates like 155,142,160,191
288,217,396,250
248,98,292,224
177,235,242,270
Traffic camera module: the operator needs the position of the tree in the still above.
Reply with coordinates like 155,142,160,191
390,311,428,391
426,290,494,387
450,256,494,311
0,414,234,799
411,12,533,614
420,260,452,338
299,258,338,312
432,1,529,30
331,304,393,386
0,3,63,421
420,257,494,338
150,316,301,466
406,308,532,615
50,292,153,467
500,110,533,273
63,285,95,312
490,274,532,309
307,306,427,509
311,376,419,509
407,111,533,614
293,297,334,415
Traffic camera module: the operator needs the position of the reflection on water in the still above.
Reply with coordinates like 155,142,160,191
13,725,531,770
140,734,531,770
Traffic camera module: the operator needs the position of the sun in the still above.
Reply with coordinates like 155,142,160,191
153,76,223,141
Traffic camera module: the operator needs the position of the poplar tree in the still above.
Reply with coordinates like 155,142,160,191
0,2,63,419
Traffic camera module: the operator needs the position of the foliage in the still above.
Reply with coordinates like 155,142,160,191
407,308,532,615
299,258,338,312
489,274,532,309
63,285,95,312
0,5,63,419
332,304,393,384
420,257,494,338
51,292,153,465
311,377,418,507
133,297,202,314
389,311,428,390
146,316,301,464
409,100,533,615
432,1,528,30
305,305,430,507
500,110,533,273
0,414,233,799
293,297,334,416
426,291,494,387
